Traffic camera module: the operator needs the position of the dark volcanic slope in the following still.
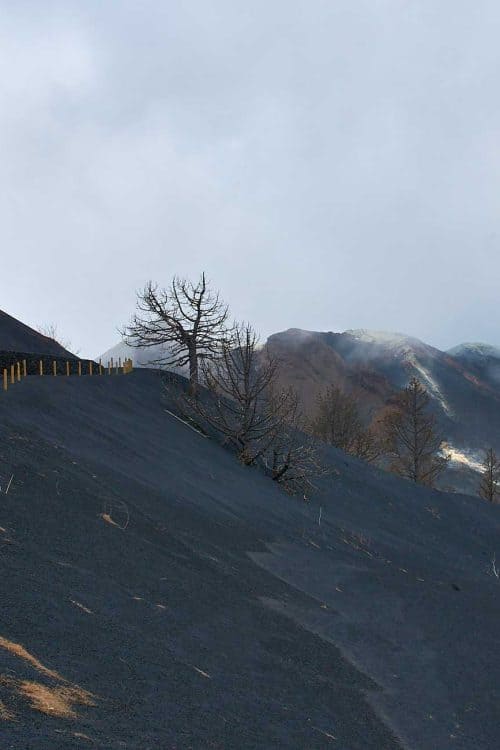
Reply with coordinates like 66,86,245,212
0,309,75,357
0,371,499,749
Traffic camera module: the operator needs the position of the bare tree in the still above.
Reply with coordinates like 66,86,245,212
190,323,291,464
380,377,449,486
310,384,380,462
184,322,327,494
478,448,500,503
122,273,229,394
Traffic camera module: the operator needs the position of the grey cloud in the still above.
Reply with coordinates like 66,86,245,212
0,1,499,356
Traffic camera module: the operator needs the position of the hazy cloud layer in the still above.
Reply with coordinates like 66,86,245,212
1,1,499,356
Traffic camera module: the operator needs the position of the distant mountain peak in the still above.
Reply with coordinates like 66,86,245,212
448,342,500,360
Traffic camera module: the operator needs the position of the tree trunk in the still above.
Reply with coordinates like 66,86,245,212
188,346,199,396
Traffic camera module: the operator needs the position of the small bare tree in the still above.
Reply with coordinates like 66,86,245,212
190,323,290,464
263,390,330,495
381,377,449,486
478,448,500,503
310,384,380,462
184,322,327,494
122,273,229,395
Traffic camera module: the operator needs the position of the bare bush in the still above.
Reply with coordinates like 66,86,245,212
262,389,330,495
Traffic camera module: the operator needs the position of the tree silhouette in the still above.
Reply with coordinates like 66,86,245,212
381,377,449,486
310,384,380,462
122,273,229,395
478,448,500,503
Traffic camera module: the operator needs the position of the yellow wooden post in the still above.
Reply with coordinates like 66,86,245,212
23,360,27,377
89,361,93,376
3,369,7,391
16,362,21,382
78,361,82,377
53,361,57,376
39,360,43,376
10,364,15,384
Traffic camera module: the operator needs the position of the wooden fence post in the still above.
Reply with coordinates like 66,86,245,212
10,365,15,384
3,369,7,391
53,361,57,376
23,360,27,377
16,362,21,382
39,360,43,376
78,361,82,377
89,361,93,376
99,363,103,375
66,361,70,377
108,360,111,375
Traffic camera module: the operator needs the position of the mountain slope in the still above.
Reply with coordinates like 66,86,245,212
0,370,499,748
267,328,500,491
0,309,75,357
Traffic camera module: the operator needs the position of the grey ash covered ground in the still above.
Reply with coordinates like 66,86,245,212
0,369,499,748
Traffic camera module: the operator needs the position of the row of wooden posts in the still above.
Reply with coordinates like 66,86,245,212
2,357,133,392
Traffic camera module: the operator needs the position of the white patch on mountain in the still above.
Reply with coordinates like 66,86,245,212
442,443,483,473
345,329,421,350
404,352,454,418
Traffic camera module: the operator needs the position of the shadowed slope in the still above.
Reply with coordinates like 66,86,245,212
0,370,498,748
0,309,75,357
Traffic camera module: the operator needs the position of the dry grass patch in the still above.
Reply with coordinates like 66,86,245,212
0,635,97,722
17,681,95,718
0,676,95,720
0,636,61,681
0,698,15,721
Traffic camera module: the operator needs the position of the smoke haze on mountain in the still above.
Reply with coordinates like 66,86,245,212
1,1,500,356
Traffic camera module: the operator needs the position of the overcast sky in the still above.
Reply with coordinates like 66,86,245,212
1,1,499,357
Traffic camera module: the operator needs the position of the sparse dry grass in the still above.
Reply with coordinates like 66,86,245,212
0,636,61,681
17,681,95,718
0,698,15,721
0,635,96,722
